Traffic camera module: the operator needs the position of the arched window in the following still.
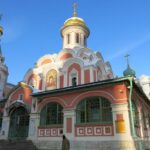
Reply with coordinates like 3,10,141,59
76,33,79,43
67,34,70,44
40,103,63,126
76,96,112,124
70,71,78,86
84,35,87,46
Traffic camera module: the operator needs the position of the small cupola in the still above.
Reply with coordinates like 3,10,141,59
123,64,136,77
61,4,90,49
123,54,136,77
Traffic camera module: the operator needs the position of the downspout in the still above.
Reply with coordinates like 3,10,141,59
128,77,142,150
128,77,136,137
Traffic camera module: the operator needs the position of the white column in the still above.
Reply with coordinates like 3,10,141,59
90,67,94,82
81,67,84,84
80,33,84,46
63,34,67,49
0,116,10,139
64,71,67,87
28,113,40,141
28,97,40,140
63,109,76,140
111,103,132,141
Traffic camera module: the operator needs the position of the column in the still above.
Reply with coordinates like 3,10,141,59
111,103,132,140
0,116,10,139
28,113,40,141
90,67,94,82
63,109,76,139
28,97,40,140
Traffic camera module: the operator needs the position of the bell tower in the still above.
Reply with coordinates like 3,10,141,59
0,16,8,100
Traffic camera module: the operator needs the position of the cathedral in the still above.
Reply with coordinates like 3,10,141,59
0,5,150,150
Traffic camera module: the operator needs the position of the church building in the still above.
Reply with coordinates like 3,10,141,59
0,5,150,150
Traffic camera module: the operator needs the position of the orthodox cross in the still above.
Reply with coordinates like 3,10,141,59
73,3,77,17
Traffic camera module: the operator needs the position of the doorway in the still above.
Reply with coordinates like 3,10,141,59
8,107,29,139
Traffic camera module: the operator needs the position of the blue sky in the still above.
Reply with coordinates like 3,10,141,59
0,0,150,85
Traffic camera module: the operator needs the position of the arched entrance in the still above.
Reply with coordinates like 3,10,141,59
8,106,29,139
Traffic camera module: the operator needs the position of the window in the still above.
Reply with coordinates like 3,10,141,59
72,77,77,86
76,96,112,124
84,35,87,46
132,101,139,127
67,34,70,44
18,94,23,100
40,103,63,126
76,33,79,43
142,110,147,129
70,71,77,86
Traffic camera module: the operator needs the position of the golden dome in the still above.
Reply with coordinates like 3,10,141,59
0,26,3,35
62,16,89,33
64,17,86,27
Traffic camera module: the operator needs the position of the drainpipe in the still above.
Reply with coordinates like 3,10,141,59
128,77,142,150
128,77,136,137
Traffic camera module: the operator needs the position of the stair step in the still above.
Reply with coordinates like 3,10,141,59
0,140,38,150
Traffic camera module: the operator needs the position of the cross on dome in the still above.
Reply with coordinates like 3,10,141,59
73,3,77,17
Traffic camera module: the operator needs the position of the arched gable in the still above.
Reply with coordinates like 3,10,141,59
71,91,115,108
37,97,66,113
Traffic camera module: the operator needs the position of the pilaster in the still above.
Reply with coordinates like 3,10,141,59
111,103,132,141
63,108,76,139
0,116,10,139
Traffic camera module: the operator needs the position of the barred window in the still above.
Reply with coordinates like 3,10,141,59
132,101,139,127
40,103,63,126
76,96,112,124
142,110,147,129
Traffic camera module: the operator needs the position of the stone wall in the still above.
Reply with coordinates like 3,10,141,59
37,140,136,150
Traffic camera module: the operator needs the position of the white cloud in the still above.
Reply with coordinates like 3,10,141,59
106,35,150,61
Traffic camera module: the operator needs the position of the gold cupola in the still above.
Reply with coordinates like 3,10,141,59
61,4,90,49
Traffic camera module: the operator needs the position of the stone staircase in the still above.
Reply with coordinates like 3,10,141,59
0,140,38,150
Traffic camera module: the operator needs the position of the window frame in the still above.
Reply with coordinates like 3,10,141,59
76,96,112,124
40,102,63,126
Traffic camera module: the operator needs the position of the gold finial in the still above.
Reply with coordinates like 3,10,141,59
73,3,77,17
